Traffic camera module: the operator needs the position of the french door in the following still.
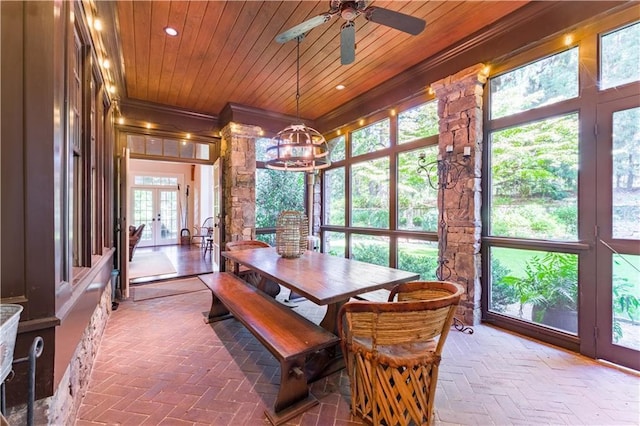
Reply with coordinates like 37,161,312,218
595,96,640,370
131,187,179,247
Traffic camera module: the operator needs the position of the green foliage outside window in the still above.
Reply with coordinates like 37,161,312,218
398,101,438,143
601,22,640,89
490,47,578,119
351,119,390,157
351,158,389,228
329,135,346,162
490,114,579,241
255,169,304,228
398,146,438,231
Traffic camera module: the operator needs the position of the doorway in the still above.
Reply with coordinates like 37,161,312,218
130,175,181,247
595,98,640,370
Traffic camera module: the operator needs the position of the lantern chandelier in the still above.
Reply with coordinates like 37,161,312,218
266,36,330,172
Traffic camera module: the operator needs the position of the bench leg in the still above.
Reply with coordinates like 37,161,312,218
265,357,318,425
204,292,233,323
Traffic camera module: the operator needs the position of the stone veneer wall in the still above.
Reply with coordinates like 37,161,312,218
220,123,260,249
431,64,487,325
6,285,113,425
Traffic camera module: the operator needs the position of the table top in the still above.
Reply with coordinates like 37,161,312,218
222,248,420,305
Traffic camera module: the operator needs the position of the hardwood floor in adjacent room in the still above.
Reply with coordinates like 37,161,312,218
130,244,217,285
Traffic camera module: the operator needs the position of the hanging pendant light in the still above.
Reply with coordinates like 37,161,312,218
266,36,330,172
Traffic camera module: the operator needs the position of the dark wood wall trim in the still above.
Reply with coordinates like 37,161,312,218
314,1,628,134
120,98,219,136
219,102,318,136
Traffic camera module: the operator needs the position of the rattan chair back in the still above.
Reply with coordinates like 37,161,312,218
338,280,464,426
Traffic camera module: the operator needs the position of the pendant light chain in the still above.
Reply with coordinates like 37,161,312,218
296,36,301,120
265,35,330,172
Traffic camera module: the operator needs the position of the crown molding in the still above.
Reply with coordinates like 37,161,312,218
219,102,318,136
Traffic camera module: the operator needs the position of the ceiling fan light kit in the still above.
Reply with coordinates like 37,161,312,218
275,1,426,65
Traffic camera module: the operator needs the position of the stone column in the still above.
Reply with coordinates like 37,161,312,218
431,64,487,325
220,123,261,246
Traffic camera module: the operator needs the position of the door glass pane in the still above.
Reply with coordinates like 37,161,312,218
489,247,578,334
601,22,640,90
397,239,438,280
612,253,640,350
612,107,640,240
255,168,305,228
351,119,390,157
159,190,178,240
490,47,579,119
490,114,579,241
398,101,438,143
351,157,389,229
351,234,390,267
324,231,345,258
132,189,153,242
324,167,345,226
398,146,438,231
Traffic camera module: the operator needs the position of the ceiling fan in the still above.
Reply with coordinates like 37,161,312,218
275,1,426,65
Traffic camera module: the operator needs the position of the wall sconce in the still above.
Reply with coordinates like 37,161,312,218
417,146,473,334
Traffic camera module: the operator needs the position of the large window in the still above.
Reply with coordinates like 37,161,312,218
486,47,581,334
321,100,439,273
63,6,109,282
485,15,640,368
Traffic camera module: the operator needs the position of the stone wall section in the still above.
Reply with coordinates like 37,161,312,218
431,64,487,325
220,123,261,247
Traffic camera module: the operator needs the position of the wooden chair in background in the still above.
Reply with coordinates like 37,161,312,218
338,281,464,426
128,224,145,261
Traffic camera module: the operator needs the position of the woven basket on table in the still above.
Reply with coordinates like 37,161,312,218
338,281,464,426
275,211,308,258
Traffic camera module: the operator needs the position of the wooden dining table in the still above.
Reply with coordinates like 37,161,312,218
221,247,420,335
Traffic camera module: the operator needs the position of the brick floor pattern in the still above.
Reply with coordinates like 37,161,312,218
75,281,640,426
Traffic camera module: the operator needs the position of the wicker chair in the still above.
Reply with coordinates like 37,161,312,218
224,240,281,298
338,281,464,426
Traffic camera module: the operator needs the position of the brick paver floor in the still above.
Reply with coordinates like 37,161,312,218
75,278,640,426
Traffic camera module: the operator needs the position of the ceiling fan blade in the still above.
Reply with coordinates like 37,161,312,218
340,21,356,65
275,13,333,43
364,6,426,36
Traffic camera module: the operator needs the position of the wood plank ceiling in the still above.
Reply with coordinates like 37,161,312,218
115,1,530,121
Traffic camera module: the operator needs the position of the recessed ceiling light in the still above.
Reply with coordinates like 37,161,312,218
336,84,345,90
164,26,178,37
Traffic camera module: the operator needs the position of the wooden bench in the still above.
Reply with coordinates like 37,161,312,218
199,273,340,425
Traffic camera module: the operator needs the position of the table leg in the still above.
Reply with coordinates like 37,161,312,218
319,300,347,335
305,299,348,382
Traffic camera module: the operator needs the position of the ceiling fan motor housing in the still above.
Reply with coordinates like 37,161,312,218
340,1,359,21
